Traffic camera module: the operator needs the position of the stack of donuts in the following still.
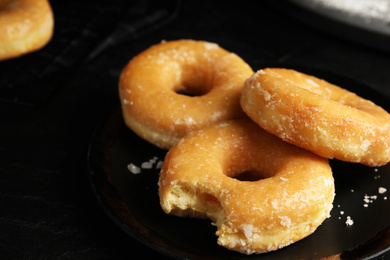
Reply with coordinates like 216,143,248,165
119,39,390,254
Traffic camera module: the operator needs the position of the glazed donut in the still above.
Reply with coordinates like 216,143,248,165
0,0,54,61
158,119,335,254
119,39,253,149
241,68,390,167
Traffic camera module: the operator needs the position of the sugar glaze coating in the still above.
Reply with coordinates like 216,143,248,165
119,39,253,149
241,68,390,166
159,119,335,254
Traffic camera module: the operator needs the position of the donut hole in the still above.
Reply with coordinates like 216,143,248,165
173,66,214,97
174,84,210,97
231,170,265,182
225,155,275,182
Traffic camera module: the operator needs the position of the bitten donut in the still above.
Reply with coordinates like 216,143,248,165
158,119,335,254
241,68,390,167
0,0,54,61
119,39,253,149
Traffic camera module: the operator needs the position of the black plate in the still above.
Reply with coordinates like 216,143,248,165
87,71,390,259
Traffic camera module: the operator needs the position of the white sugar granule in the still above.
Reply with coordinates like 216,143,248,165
141,161,153,169
156,160,164,169
211,111,222,121
141,156,160,169
127,163,141,174
279,216,292,228
363,194,378,207
345,216,354,226
361,188,389,207
305,78,319,87
204,42,218,50
127,156,162,173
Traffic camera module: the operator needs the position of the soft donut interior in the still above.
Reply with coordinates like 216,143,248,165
166,183,224,221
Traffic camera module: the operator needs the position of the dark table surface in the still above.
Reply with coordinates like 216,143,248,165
1,0,390,259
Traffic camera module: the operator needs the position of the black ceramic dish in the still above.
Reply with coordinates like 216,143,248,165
87,69,390,259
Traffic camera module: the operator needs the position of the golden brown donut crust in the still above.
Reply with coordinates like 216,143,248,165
158,119,335,254
119,39,253,149
241,68,390,166
0,0,54,61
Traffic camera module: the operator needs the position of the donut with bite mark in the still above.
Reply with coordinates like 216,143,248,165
158,119,335,254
